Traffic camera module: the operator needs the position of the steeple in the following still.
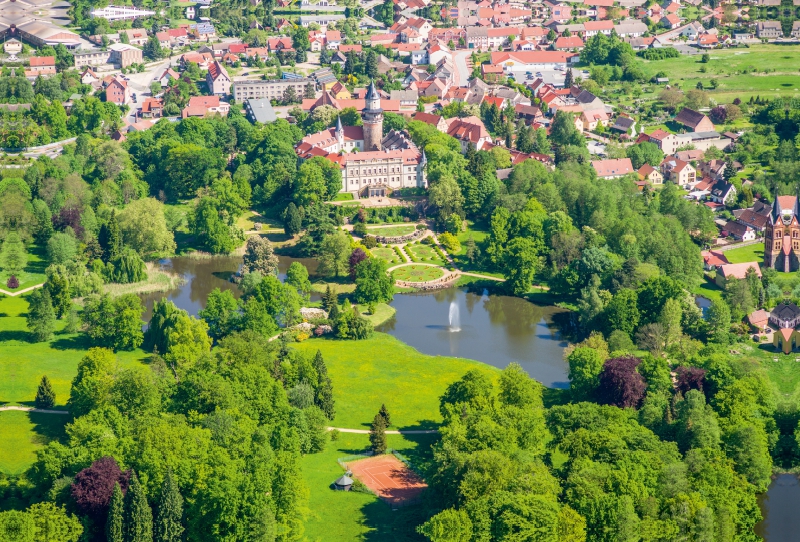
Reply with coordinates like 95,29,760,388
336,116,344,150
771,194,781,224
365,80,381,112
794,185,800,220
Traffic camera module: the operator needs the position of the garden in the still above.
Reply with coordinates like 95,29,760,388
371,247,403,264
366,224,417,237
393,264,445,283
404,242,447,266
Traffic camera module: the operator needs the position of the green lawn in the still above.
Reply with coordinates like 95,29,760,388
293,333,498,430
452,223,504,278
333,193,355,201
0,244,47,291
723,242,764,264
405,244,446,266
355,303,396,327
692,277,725,306
367,225,417,237
371,247,402,265
301,431,434,542
0,296,149,406
0,410,68,475
393,265,444,283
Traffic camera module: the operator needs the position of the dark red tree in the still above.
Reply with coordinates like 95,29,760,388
675,366,706,395
597,355,646,409
733,97,742,105
709,106,727,124
348,248,368,280
70,456,131,520
52,205,84,238
6,275,18,289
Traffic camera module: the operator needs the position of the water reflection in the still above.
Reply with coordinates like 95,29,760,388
756,474,800,542
378,289,571,388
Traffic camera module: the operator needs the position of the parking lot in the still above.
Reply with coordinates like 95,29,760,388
506,67,591,87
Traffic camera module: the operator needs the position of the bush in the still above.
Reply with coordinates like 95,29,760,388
421,236,434,245
439,232,461,253
363,235,377,249
6,275,19,289
416,223,427,230
352,223,368,237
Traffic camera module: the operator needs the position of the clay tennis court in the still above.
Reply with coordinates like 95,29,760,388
346,455,427,504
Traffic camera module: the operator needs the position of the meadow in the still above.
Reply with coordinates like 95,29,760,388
723,242,765,264
0,410,68,475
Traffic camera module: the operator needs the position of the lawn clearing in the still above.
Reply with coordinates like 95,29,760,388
367,225,417,237
393,265,445,283
0,410,68,475
405,244,446,266
292,333,498,429
372,247,402,264
0,296,149,406
723,243,764,264
0,244,47,291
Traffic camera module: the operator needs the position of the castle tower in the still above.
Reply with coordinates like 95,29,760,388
362,81,383,151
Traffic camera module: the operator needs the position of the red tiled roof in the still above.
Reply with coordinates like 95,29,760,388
30,56,55,67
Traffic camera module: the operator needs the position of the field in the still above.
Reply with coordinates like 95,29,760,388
371,247,403,264
301,432,434,542
393,265,445,283
405,244,447,266
293,333,498,429
0,245,47,292
367,225,417,237
0,410,68,475
0,296,149,406
723,242,764,264
637,44,800,103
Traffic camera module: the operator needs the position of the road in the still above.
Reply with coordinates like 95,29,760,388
453,50,471,87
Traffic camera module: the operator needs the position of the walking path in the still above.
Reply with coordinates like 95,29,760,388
0,405,70,415
328,426,438,435
0,283,44,297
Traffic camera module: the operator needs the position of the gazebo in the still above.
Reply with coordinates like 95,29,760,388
333,474,353,491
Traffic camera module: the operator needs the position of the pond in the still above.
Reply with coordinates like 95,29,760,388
695,295,712,318
377,289,573,388
755,474,800,542
140,255,319,319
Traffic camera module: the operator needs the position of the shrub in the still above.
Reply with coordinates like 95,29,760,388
6,275,19,289
363,235,377,249
439,232,461,253
416,223,427,230
352,223,368,237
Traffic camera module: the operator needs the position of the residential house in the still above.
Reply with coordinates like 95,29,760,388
660,158,696,186
515,104,545,125
592,158,634,179
445,116,492,152
675,107,715,132
80,67,99,85
611,116,637,136
490,51,579,73
715,262,761,289
661,14,681,29
481,64,504,83
206,61,231,96
733,200,771,232
645,129,680,155
709,179,736,204
723,220,756,241
638,164,663,185
681,21,705,39
182,95,230,118
699,159,726,180
105,77,129,105
245,98,278,123
139,98,164,119
554,36,585,50
756,21,783,38
413,111,449,132
156,68,180,87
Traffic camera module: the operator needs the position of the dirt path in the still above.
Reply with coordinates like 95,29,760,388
328,427,438,435
0,405,70,415
0,283,44,297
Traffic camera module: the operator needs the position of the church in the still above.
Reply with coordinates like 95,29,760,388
763,194,800,272
295,82,427,198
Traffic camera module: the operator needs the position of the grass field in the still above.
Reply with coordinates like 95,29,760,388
355,303,396,327
293,333,498,430
0,245,47,291
301,432,434,542
723,242,764,264
371,247,402,265
0,296,149,406
692,277,725,306
405,244,447,266
638,44,800,103
367,225,417,237
0,411,68,475
393,265,445,283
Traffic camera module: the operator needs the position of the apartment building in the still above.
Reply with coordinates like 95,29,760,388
233,77,312,102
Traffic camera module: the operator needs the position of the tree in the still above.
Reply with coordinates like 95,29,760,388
626,141,664,170
143,34,165,60
564,68,573,88
190,197,243,254
567,347,604,401
418,509,473,542
199,288,239,341
47,232,77,265
118,198,176,257
284,203,303,236
71,457,130,522
322,285,338,312
27,287,55,342
241,235,279,276
503,238,539,295
379,404,391,427
603,288,639,337
45,265,71,319
107,483,125,542
369,412,387,454
597,355,646,409
318,230,351,277
68,348,116,416
1,230,26,277
99,210,122,263
312,350,335,420
124,473,153,542
707,299,730,343
110,249,147,284
154,470,183,542
354,258,393,304
286,262,312,301
35,375,56,408
348,247,368,280
82,294,144,351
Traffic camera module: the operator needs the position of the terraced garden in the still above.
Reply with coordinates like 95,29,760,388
405,242,447,266
367,224,418,237
393,264,445,283
371,247,403,264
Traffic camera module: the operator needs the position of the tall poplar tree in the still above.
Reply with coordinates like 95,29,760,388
154,470,183,542
312,350,335,420
106,482,124,542
124,473,153,542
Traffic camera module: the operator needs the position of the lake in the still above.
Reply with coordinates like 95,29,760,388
756,474,800,542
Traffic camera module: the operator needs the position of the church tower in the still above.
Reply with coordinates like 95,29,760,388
765,191,800,272
362,81,383,151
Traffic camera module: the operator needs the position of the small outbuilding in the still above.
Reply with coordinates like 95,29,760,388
334,474,353,491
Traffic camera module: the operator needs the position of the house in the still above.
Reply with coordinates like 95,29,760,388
554,36,585,50
80,67,99,85
645,129,680,154
490,51,579,73
709,179,736,204
698,34,719,48
723,220,756,241
105,77,129,105
412,111,448,132
481,64,505,83
702,249,728,271
156,68,180,87
389,89,419,111
515,104,545,125
748,309,769,333
445,116,492,152
29,56,56,72
675,108,715,132
660,158,696,186
638,164,663,185
139,97,164,119
661,14,681,29
681,21,705,39
206,61,231,95
592,158,634,179
611,116,637,136
699,159,726,181
733,200,772,232
245,98,278,123
583,20,614,37
756,21,783,39
614,20,648,38
715,262,761,288
182,95,230,118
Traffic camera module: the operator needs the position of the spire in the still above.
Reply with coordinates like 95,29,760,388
336,115,343,133
794,185,800,219
366,80,378,101
772,194,781,224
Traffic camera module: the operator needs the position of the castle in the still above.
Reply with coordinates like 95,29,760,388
764,195,800,272
295,82,427,198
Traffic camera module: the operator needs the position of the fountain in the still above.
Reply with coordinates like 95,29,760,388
449,301,460,332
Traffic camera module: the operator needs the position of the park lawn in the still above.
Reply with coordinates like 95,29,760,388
692,277,725,306
405,244,447,266
738,341,800,399
236,211,282,232
371,247,402,265
366,225,417,237
355,303,396,327
393,265,445,282
0,296,149,406
293,333,498,430
0,410,68,475
0,244,47,291
723,243,764,264
301,432,434,542
333,193,355,201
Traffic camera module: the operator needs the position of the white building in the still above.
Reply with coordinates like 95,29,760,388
91,6,156,21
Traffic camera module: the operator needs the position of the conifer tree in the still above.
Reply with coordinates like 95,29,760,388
154,470,183,542
124,473,153,542
99,210,122,263
26,287,55,342
107,482,124,542
369,413,387,454
322,285,337,313
378,404,391,427
34,375,56,409
312,350,335,420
